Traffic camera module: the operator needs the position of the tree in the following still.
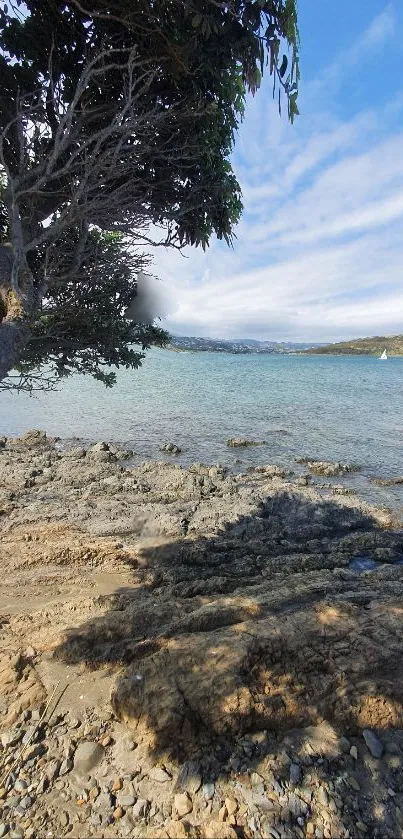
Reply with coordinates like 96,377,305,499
0,0,299,388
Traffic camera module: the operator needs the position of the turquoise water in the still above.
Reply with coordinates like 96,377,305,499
1,349,402,514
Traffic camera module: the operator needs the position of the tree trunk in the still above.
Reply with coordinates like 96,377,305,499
0,244,32,381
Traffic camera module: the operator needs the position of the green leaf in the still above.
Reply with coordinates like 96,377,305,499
279,54,288,78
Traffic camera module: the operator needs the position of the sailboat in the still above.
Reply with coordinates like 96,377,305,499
379,349,388,360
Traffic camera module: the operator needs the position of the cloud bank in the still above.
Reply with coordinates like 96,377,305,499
152,7,403,342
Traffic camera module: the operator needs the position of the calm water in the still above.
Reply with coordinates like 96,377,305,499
1,349,402,515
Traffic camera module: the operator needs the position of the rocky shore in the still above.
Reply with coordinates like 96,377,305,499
1,431,403,839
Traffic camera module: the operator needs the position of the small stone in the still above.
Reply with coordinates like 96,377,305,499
290,764,301,785
174,793,193,818
0,789,6,800
350,746,358,760
73,741,104,774
306,823,315,836
113,807,124,820
203,783,215,801
1,729,22,749
176,760,202,795
348,776,361,792
14,780,28,793
46,759,61,783
149,767,171,783
100,735,113,747
112,778,123,792
59,758,73,776
225,798,238,815
60,811,69,828
356,822,366,833
218,805,227,822
363,729,383,759
317,787,328,806
0,824,8,838
339,736,351,754
132,799,149,820
89,786,99,802
18,795,32,811
117,793,135,808
388,788,396,797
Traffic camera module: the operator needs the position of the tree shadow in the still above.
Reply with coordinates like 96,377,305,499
54,489,403,836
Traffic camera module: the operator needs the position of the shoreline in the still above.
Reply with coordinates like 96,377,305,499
1,430,403,838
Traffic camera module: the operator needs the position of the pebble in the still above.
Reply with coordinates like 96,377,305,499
174,793,193,818
1,730,22,749
347,776,361,792
339,736,351,754
225,798,238,815
113,806,124,820
60,811,69,827
290,763,301,785
363,729,384,758
317,786,328,806
112,778,123,792
149,767,171,783
18,795,32,811
350,746,358,760
116,793,136,808
132,799,149,819
46,759,61,782
202,783,215,801
0,790,6,800
13,781,27,794
59,757,73,776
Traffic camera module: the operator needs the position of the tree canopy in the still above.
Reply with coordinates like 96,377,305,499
0,0,299,390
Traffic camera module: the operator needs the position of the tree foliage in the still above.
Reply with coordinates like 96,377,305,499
0,0,299,390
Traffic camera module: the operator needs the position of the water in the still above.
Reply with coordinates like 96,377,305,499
1,350,402,515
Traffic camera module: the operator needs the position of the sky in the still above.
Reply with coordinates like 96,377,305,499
153,1,403,343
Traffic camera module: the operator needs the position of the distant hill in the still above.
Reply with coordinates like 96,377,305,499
168,336,323,354
304,335,403,356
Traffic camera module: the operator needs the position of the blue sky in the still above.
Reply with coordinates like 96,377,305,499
154,2,403,342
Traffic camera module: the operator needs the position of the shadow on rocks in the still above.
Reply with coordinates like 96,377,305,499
54,490,403,836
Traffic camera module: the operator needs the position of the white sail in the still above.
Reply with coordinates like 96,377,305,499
380,349,387,360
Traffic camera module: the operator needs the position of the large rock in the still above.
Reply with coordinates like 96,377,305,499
73,741,104,774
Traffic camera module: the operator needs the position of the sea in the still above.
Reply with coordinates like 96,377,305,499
1,349,402,517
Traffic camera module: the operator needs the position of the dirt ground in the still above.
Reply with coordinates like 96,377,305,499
1,431,403,838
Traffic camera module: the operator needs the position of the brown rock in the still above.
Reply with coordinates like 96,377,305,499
174,793,193,818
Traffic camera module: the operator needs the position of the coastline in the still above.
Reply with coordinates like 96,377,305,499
1,430,403,838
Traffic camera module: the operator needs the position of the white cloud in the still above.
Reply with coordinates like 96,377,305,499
151,10,403,343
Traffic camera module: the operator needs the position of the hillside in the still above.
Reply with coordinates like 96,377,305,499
168,335,322,354
304,335,403,356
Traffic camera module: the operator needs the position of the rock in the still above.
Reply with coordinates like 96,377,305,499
339,736,351,754
226,438,265,448
363,729,383,758
60,811,69,827
350,746,358,760
113,806,124,820
117,793,136,808
202,783,215,801
174,793,193,818
13,780,28,793
1,728,22,748
0,825,7,838
112,778,123,791
225,798,238,816
160,443,182,455
46,759,61,782
18,795,32,811
290,764,301,785
73,740,104,774
9,429,47,447
149,767,171,783
59,757,73,775
132,799,149,820
347,776,361,792
317,787,328,806
176,760,202,795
